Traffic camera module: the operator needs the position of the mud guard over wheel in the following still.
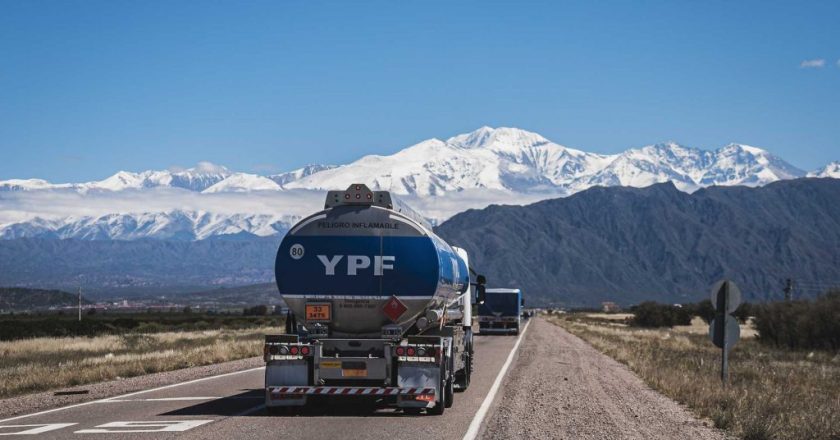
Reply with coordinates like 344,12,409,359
428,358,447,415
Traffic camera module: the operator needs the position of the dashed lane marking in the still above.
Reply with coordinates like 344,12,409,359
0,367,265,424
0,424,77,436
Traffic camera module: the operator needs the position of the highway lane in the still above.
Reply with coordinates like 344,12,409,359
0,322,529,439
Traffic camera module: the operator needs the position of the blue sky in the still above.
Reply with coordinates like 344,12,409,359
1,0,838,182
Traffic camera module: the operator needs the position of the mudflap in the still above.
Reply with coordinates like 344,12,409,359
454,328,473,391
265,360,309,408
396,364,440,409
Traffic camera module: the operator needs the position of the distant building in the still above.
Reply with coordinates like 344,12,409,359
602,301,621,313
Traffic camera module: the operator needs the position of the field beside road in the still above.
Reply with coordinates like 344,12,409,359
0,312,283,340
0,327,274,399
548,313,840,440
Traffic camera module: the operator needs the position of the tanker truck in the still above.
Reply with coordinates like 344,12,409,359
264,184,486,415
478,288,523,335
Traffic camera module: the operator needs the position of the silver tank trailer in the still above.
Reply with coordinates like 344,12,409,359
275,184,470,337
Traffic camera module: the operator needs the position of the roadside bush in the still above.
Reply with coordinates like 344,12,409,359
243,305,269,316
686,300,752,324
753,292,840,350
684,300,716,323
630,302,692,328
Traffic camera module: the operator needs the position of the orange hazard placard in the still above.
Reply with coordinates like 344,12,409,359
305,303,331,321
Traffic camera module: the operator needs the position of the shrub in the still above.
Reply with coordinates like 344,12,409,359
630,302,692,328
243,305,269,316
753,292,840,350
684,300,716,323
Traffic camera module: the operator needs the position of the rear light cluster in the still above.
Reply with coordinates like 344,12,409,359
264,343,313,360
394,345,439,360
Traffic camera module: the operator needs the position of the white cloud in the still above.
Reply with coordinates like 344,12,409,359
800,59,826,68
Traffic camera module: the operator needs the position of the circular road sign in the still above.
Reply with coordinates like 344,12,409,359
709,315,741,351
710,279,742,315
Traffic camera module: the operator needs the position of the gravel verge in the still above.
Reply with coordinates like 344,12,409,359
0,356,263,419
481,318,726,440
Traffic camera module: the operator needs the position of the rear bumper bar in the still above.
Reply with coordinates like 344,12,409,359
268,386,434,398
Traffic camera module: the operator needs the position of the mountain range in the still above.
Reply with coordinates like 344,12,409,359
436,178,840,306
0,126,837,242
3,179,837,305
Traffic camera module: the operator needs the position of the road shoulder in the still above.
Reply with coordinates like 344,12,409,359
481,318,724,440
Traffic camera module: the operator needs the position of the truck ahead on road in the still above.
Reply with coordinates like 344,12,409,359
265,184,486,415
478,288,523,335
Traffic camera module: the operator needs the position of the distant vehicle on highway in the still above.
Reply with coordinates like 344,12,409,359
266,184,486,415
478,288,523,335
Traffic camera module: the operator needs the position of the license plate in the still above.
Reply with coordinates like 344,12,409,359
305,303,331,321
342,369,367,377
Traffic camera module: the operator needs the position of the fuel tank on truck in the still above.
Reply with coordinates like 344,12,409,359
275,184,469,337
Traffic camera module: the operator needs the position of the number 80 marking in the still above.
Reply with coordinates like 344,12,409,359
290,244,305,260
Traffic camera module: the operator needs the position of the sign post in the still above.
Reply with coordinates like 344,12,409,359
708,279,741,386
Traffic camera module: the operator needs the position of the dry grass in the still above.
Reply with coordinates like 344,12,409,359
0,327,273,398
548,314,840,440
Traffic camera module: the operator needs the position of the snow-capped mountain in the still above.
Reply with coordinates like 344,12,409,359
0,162,231,193
283,127,615,195
202,173,281,193
0,179,75,192
808,161,840,178
269,164,338,187
0,211,296,241
286,127,806,195
0,126,832,241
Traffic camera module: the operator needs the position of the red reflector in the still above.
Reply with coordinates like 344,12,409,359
406,346,416,356
395,346,405,356
289,346,299,355
300,346,310,356
416,394,435,402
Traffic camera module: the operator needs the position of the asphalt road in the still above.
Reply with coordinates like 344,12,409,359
0,323,529,440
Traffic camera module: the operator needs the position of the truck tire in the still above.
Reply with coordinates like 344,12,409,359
454,332,472,391
444,349,454,407
428,360,447,415
444,377,454,408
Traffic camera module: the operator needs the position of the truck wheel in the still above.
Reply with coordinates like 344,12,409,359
454,338,472,391
428,363,446,415
444,377,454,408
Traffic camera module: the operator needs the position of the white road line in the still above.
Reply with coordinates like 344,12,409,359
0,367,265,424
462,319,532,440
108,397,220,402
